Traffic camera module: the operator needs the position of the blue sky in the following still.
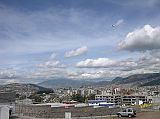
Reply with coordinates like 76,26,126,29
0,0,160,84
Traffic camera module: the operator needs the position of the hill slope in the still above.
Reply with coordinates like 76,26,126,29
0,83,53,93
111,73,160,86
38,78,113,88
38,73,160,88
38,78,88,88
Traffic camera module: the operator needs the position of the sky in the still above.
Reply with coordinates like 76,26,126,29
0,0,160,84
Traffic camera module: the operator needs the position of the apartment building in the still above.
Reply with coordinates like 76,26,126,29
95,94,149,106
122,95,148,105
95,95,122,105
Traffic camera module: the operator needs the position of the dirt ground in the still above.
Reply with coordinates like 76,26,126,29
134,111,160,119
112,111,160,119
11,111,160,119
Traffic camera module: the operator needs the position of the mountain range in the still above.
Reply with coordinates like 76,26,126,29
1,73,159,90
38,73,160,88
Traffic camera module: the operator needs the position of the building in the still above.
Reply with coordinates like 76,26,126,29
95,94,150,106
0,106,9,119
95,95,121,105
0,92,16,116
122,95,148,105
88,100,116,107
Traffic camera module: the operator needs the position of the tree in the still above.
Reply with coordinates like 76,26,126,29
87,94,95,100
29,94,44,102
71,94,85,103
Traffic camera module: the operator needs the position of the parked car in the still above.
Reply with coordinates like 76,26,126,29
116,108,136,118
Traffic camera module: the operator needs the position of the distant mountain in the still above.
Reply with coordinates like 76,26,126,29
111,77,124,84
38,73,160,88
111,73,160,86
38,78,87,88
38,78,112,88
0,83,53,93
90,80,111,86
141,78,160,86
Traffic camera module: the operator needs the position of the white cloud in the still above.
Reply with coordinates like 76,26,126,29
38,53,65,68
6,79,19,84
38,60,60,68
0,68,20,84
65,46,88,58
32,68,66,79
76,58,116,68
66,69,136,79
49,53,57,60
32,53,66,79
119,25,160,51
0,68,16,79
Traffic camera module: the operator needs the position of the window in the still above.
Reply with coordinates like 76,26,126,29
123,109,127,112
128,109,132,112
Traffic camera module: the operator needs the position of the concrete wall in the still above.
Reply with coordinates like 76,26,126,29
15,104,121,118
15,104,52,118
51,106,120,118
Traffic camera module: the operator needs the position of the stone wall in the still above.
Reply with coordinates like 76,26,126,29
15,104,121,118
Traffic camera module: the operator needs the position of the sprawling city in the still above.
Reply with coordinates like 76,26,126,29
0,0,160,119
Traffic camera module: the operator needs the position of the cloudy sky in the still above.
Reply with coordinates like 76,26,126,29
0,0,160,84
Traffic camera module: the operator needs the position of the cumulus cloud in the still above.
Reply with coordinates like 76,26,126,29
32,68,66,79
38,60,60,68
0,68,20,84
115,51,160,73
38,53,65,68
66,69,136,79
76,58,116,68
119,25,160,51
32,53,66,79
0,68,16,79
76,57,138,71
65,46,88,58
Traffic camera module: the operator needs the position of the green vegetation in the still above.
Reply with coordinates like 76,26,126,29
87,94,96,100
29,94,44,102
71,94,86,103
37,90,54,94
71,94,96,103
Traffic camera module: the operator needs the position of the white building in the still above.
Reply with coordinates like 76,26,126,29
0,106,9,119
0,92,16,115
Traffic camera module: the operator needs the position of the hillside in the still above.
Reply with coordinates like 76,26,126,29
0,83,53,93
141,78,160,86
38,78,92,88
38,73,160,88
112,73,160,86
38,78,112,88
